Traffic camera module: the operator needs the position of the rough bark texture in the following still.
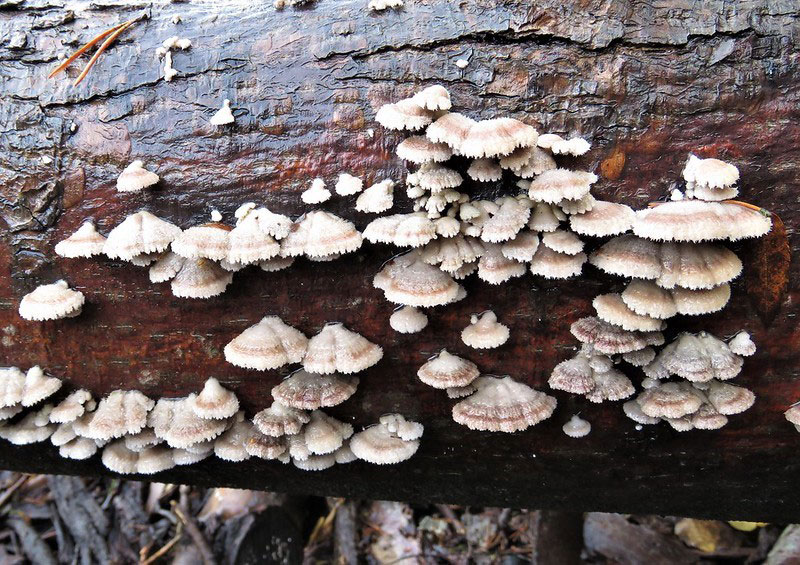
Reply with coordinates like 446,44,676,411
0,1,798,521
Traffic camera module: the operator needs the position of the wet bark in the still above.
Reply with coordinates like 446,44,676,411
0,1,799,521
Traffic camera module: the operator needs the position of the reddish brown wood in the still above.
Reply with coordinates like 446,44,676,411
0,0,798,522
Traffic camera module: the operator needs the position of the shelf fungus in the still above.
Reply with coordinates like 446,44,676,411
0,409,55,445
301,178,332,205
526,169,597,204
452,376,556,433
374,251,460,307
188,378,239,419
235,204,292,240
425,112,476,149
417,349,479,389
364,213,437,247
55,222,107,258
375,98,434,131
649,332,744,383
411,85,451,111
245,428,288,460
116,160,159,192
528,203,563,232
272,371,359,409
459,118,538,159
570,316,665,356
593,294,665,333
280,211,363,259
224,316,308,370
501,231,539,262
210,99,235,126
548,353,633,403
480,197,531,243
148,396,228,449
559,193,596,215
477,244,526,285
389,306,428,334
170,258,233,299
74,390,154,441
529,245,586,279
0,367,25,409
537,133,591,156
335,173,364,196
252,401,310,436
467,158,503,182
300,411,353,455
636,382,704,419
784,404,800,432
728,331,757,357
562,415,591,438
633,200,771,242
569,201,635,237
420,236,484,274
461,311,510,349
413,163,463,193
396,135,453,164
227,211,282,265
49,389,93,424
682,154,739,191
542,229,584,256
303,322,383,374
350,414,422,464
103,211,182,261
19,280,84,321
172,222,231,261
214,419,253,462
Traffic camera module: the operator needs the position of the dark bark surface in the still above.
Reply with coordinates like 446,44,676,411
0,1,798,521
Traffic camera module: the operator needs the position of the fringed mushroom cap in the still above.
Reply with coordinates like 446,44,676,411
293,453,336,471
101,441,138,474
302,410,353,455
527,169,597,204
563,415,591,438
117,160,159,193
585,369,635,403
480,197,530,243
682,154,739,188
55,222,107,258
171,259,233,299
49,389,92,424
172,223,231,261
502,146,557,178
622,346,656,367
621,280,678,319
415,163,463,192
125,429,162,452
301,178,331,205
689,184,738,202
189,378,239,420
281,211,362,258
210,99,235,125
417,349,479,389
245,427,288,459
148,252,184,283
426,112,476,149
452,376,556,433
528,203,562,232
253,401,310,437
375,98,435,131
272,371,359,410
148,396,228,449
636,382,703,419
350,421,420,465
214,420,253,462
461,311,510,349
136,446,177,474
420,236,484,274
19,280,84,321
389,306,428,334
570,316,665,355
0,367,25,408
529,245,586,279
706,380,756,415
355,179,394,214
303,323,383,374
728,331,756,357
538,134,591,156
467,159,503,182
396,136,453,164
435,216,460,238
589,235,661,279
59,437,99,460
569,201,635,237
260,256,295,272
623,400,660,425
548,355,595,394
103,211,182,260
656,242,742,290
224,316,308,371
459,118,538,159
784,405,800,427
335,173,364,196
411,85,452,111
21,366,62,407
671,284,731,316
240,206,292,240
477,244,527,284
501,231,540,262
593,293,665,332
542,229,584,255
76,390,154,441
559,194,596,215
374,251,460,307
632,201,771,242
0,409,54,445
691,404,728,430
655,332,743,382
364,213,437,247
227,213,281,264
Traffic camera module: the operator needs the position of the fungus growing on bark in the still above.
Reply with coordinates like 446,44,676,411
705,380,756,415
653,332,743,382
570,316,664,355
214,419,253,462
691,404,728,430
272,371,359,410
224,316,308,371
260,256,295,272
148,397,228,449
55,222,107,258
477,244,526,284
59,437,98,460
420,236,484,274
236,204,292,240
467,158,503,182
350,417,422,464
569,201,635,237
411,85,451,111
633,200,771,242
104,211,182,261
589,235,661,279
537,133,591,156
49,389,93,423
101,441,138,474
172,222,231,261
116,160,159,192
389,306,428,334
593,293,665,332
303,322,383,374
136,446,177,474
459,118,538,159
623,400,660,425
125,429,161,452
253,401,310,437
19,280,84,321
280,211,363,258
501,231,539,262
364,213,437,247
245,427,288,459
529,245,586,279
502,146,557,178
622,346,656,367
417,349,479,389
452,376,556,433
189,378,239,420
302,410,353,455
0,409,54,445
426,112,476,149
0,367,25,408
682,154,739,189
671,284,731,316
656,242,742,290
728,331,756,357
301,178,332,205
210,99,235,126
21,366,62,407
74,390,154,441
375,98,434,131
585,369,635,403
397,135,453,164
636,382,703,419
527,169,597,204
374,251,459,306
542,229,584,255
558,193,596,216
380,413,424,441
622,280,679,319
170,258,233,299
226,213,281,265
414,162,463,193
335,173,364,196
548,355,595,395
563,415,591,438
528,203,562,232
480,197,530,243
461,311,509,349
293,453,336,471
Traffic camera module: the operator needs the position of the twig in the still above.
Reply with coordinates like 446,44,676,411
73,18,139,86
436,504,465,535
48,22,128,78
173,499,216,565
140,520,183,565
0,474,29,510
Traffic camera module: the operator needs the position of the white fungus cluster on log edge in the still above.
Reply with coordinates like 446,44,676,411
6,83,783,476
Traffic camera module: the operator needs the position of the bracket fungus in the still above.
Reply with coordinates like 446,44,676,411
569,201,635,237
172,222,231,261
562,415,591,438
252,401,310,437
477,244,526,285
397,135,453,164
389,306,428,334
303,322,383,374
188,378,239,420
214,419,253,462
116,160,159,192
537,133,591,156
650,332,743,383
452,376,556,433
49,389,93,424
593,293,665,332
170,258,233,299
271,371,359,410
728,331,757,357
19,280,84,321
529,245,586,279
350,414,422,464
148,396,228,449
0,367,25,409
459,118,538,159
467,158,503,182
410,85,451,111
480,197,531,243
227,212,281,265
335,173,363,196
21,366,62,407
280,211,362,259
103,211,181,261
526,169,597,204
633,200,771,242
374,251,460,307
541,229,584,256
570,316,665,356
301,410,353,455
301,178,332,205
74,390,154,441
55,222,107,258
364,213,437,248
224,316,308,371
501,231,539,262
461,311,509,349
375,98,435,131
683,154,739,190
417,349,479,389
209,98,235,126
0,410,54,445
